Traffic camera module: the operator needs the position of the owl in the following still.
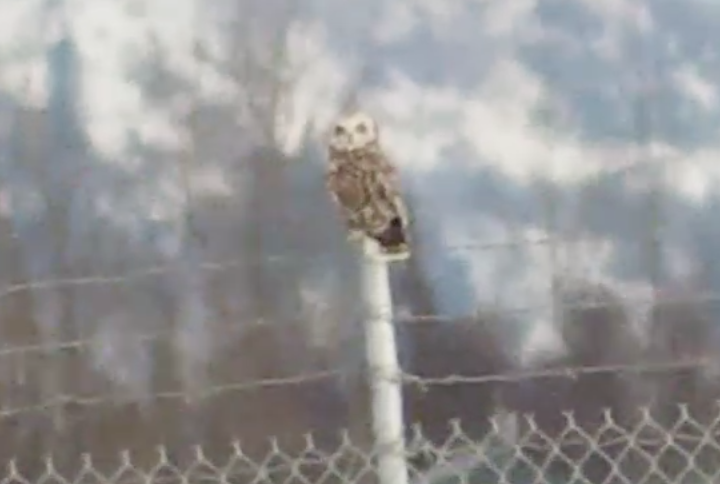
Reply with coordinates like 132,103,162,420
325,111,410,261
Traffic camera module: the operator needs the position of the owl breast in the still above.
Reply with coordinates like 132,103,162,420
331,163,371,210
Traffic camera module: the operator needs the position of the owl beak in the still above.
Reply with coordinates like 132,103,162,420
342,135,357,151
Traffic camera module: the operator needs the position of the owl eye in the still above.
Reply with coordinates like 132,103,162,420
356,123,367,134
334,126,345,136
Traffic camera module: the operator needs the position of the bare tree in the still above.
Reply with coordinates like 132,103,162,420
401,313,515,458
646,286,720,481
506,281,648,484
123,0,367,466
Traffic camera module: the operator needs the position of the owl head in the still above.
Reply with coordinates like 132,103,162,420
328,111,379,153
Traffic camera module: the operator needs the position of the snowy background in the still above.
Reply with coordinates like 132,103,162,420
0,0,719,477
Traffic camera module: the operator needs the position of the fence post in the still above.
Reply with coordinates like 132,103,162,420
359,237,410,484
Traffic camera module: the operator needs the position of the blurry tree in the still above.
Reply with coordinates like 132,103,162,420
7,28,92,473
506,280,648,484
124,0,371,465
646,286,720,481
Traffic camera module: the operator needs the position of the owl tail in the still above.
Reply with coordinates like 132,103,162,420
373,218,410,262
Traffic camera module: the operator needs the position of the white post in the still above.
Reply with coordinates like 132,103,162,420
358,237,410,484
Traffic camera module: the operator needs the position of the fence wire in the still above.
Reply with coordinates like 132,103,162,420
2,402,720,484
0,9,707,480
0,238,714,484
0,350,717,482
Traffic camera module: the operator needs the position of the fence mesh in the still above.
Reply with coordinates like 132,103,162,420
0,305,718,484
2,398,720,484
2,0,718,481
0,266,717,483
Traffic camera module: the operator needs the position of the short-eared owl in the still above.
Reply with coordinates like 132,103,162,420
325,111,410,261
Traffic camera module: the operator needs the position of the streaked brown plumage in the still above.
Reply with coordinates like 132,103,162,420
325,111,410,261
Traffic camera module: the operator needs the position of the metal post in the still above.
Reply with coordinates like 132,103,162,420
358,237,410,484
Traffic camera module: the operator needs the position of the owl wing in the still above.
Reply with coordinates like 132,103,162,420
325,162,348,207
365,151,409,227
325,161,363,228
367,160,409,229
326,151,409,233
367,149,400,183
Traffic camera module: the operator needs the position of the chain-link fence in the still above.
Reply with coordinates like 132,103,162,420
2,387,720,484
2,0,720,482
0,285,718,484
